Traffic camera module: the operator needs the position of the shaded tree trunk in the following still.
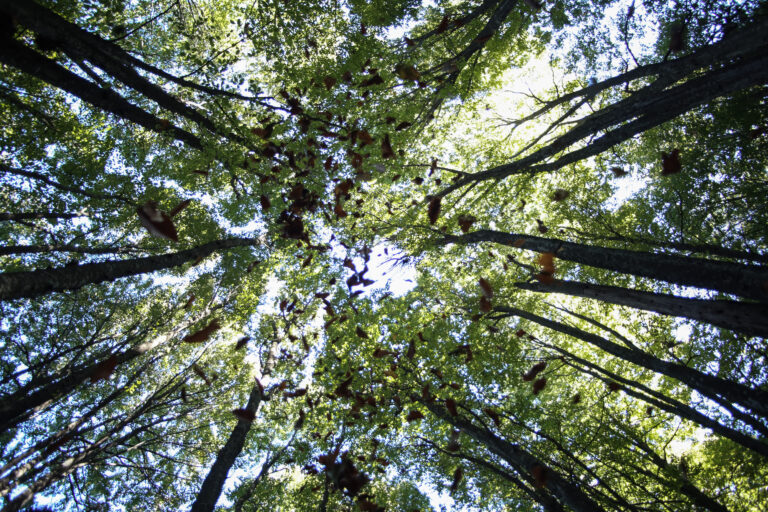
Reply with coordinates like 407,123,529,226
494,305,768,419
0,38,203,149
442,229,768,301
539,339,768,457
189,379,264,512
516,279,768,337
0,237,261,301
437,17,768,197
422,399,606,512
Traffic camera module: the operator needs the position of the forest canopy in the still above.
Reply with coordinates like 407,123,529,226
1,0,767,510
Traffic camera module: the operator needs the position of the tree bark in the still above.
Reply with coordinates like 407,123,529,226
437,17,768,197
542,340,768,457
423,400,606,512
494,305,768,419
189,380,264,512
0,38,203,149
0,331,171,434
0,237,261,301
442,229,768,302
0,211,85,222
516,279,768,337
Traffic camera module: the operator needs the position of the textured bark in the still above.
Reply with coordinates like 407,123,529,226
0,244,140,256
437,17,768,197
545,341,768,457
0,163,132,203
442,230,768,302
0,38,203,149
0,365,145,497
494,305,768,419
190,380,264,512
0,332,170,434
516,279,768,337
423,400,606,512
0,237,260,301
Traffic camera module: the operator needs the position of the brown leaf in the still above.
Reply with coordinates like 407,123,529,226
445,398,458,416
669,22,686,52
483,408,501,427
183,319,221,343
356,326,369,339
427,196,441,224
478,278,493,299
90,355,118,383
531,465,547,488
551,189,570,201
232,408,256,422
572,393,581,404
513,238,526,248
450,467,463,494
405,410,424,422
607,381,621,392
406,339,416,359
169,199,192,217
381,134,395,159
436,15,450,33
535,219,548,234
661,149,682,175
137,201,178,241
457,214,476,233
479,296,492,313
260,194,271,211
538,252,556,274
522,361,547,382
532,377,547,395
611,166,628,177
323,76,337,90
394,63,421,81
360,74,384,87
235,336,250,350
192,363,212,386
357,130,374,145
183,294,196,309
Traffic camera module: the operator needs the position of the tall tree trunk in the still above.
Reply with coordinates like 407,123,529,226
0,237,260,301
0,363,147,497
494,305,768,419
189,379,264,512
515,279,768,337
543,340,768,457
436,17,768,197
0,211,85,222
0,331,172,434
422,399,606,512
0,38,203,149
442,229,768,302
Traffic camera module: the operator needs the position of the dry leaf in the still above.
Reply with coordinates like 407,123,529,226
532,377,547,395
445,398,458,416
235,336,250,350
661,149,682,175
90,355,118,383
479,296,492,313
169,199,191,217
381,134,395,158
183,319,221,343
427,196,441,224
405,410,424,422
137,201,178,241
478,277,493,299
457,214,476,233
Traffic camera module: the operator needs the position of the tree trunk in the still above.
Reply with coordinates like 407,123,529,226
494,305,768,419
423,399,606,512
442,229,768,302
515,279,768,337
437,17,768,197
0,332,171,434
542,340,768,457
0,38,203,150
0,237,260,301
189,379,264,512
0,211,85,222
